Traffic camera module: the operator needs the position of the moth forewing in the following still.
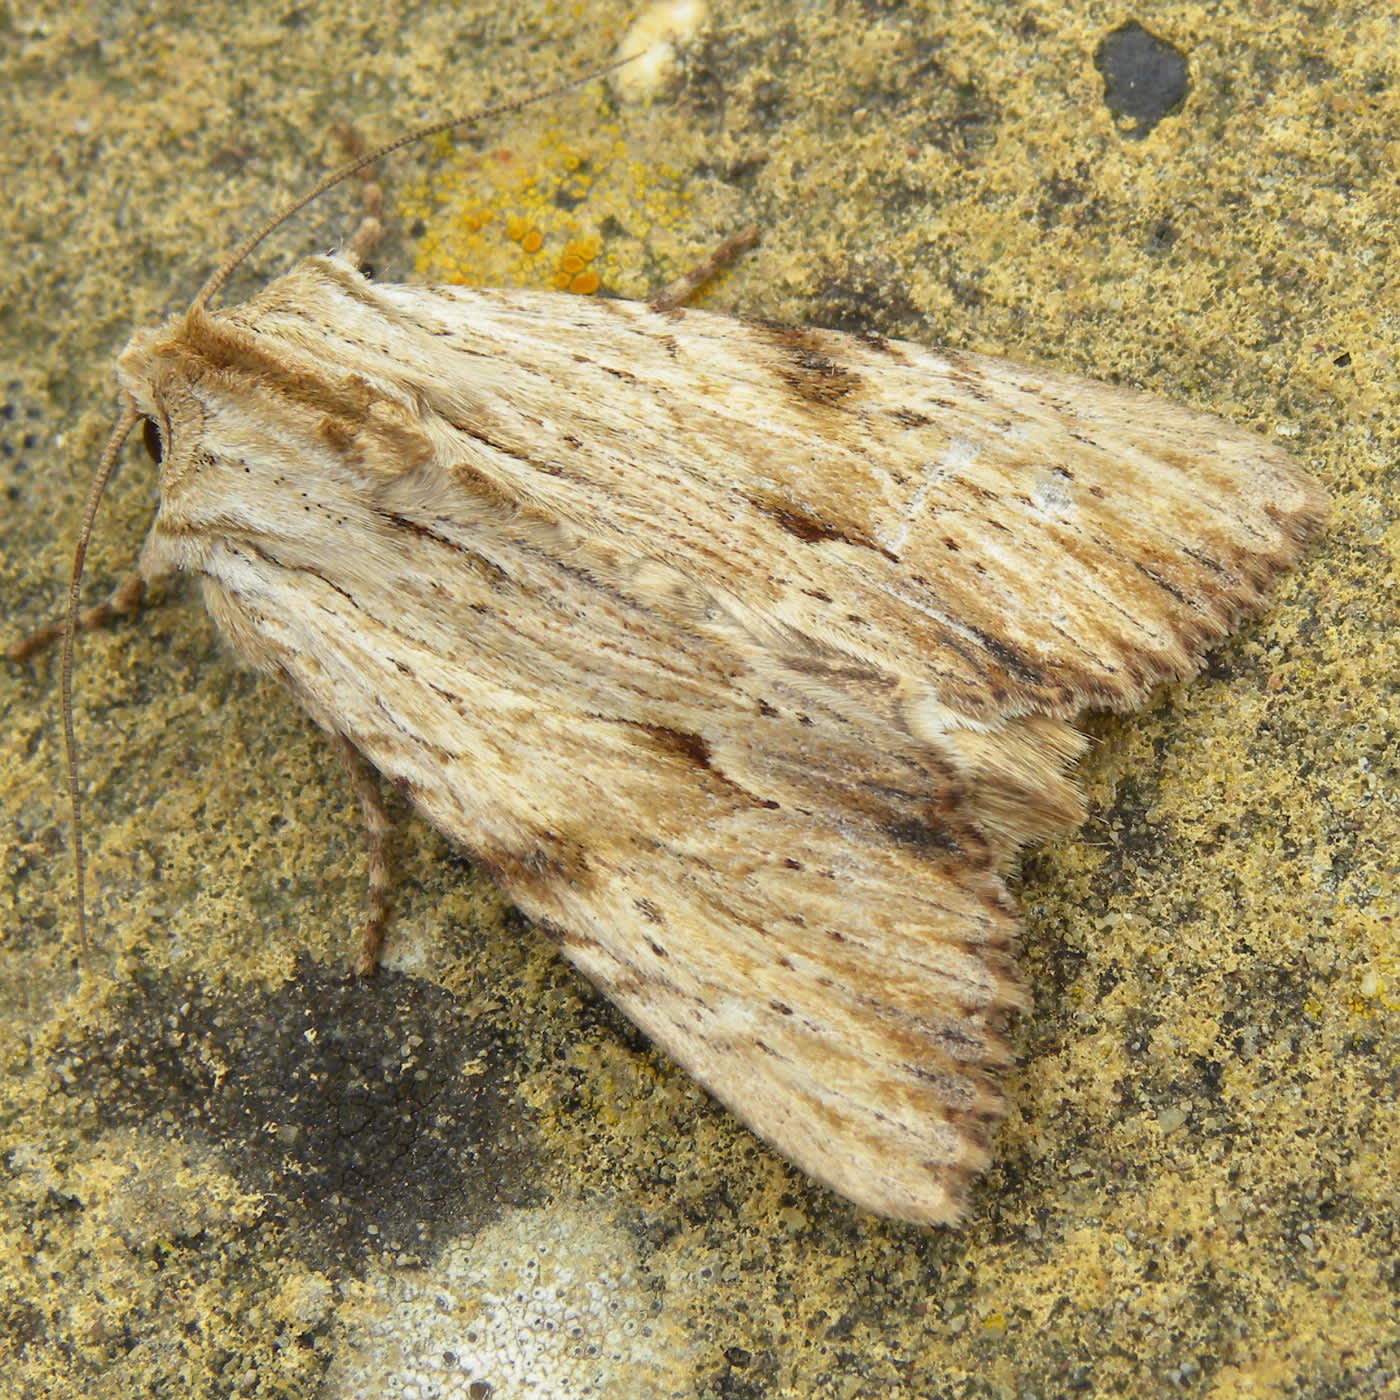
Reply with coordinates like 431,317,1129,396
84,244,1328,1224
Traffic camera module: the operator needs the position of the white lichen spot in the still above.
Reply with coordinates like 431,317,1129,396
322,1205,695,1400
613,1,709,103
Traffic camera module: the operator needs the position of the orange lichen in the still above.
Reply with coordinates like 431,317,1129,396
399,119,693,298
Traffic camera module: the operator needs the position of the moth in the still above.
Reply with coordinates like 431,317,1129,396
16,78,1327,1226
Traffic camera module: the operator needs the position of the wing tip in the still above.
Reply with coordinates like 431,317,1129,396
828,1140,995,1226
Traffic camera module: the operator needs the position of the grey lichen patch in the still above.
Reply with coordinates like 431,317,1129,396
324,1204,693,1400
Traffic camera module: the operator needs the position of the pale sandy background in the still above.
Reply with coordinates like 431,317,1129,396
1,2,1395,1397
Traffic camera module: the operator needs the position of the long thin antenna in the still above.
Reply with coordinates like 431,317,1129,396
191,54,641,314
62,404,141,964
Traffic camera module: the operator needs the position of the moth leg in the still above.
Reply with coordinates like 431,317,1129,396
330,121,385,273
330,733,395,976
650,225,761,312
6,571,148,663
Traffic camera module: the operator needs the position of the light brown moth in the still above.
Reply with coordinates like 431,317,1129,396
15,73,1327,1226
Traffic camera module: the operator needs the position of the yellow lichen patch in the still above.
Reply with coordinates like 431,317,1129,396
400,122,695,298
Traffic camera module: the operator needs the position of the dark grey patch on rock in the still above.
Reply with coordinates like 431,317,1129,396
1095,22,1190,139
52,956,537,1272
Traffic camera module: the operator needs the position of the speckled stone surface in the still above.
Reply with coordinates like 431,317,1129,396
2,3,1395,1398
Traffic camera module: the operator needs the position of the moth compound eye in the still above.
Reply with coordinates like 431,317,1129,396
142,415,164,464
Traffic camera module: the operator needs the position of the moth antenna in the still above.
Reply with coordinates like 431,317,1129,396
63,403,141,971
191,53,646,314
